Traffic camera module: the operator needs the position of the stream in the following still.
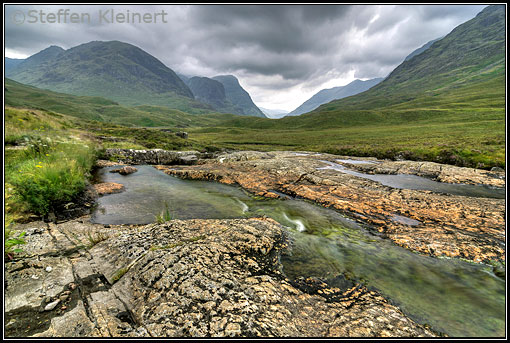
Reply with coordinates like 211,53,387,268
91,165,505,337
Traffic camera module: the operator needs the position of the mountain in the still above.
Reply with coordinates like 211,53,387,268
404,37,443,62
307,5,505,113
212,75,266,117
186,76,240,114
5,57,25,73
8,46,64,73
260,107,290,119
182,5,504,168
4,78,235,128
288,78,384,116
6,41,212,114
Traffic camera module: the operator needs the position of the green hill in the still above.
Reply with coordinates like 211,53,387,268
212,75,266,117
187,5,505,168
185,76,241,114
6,41,213,114
4,78,234,128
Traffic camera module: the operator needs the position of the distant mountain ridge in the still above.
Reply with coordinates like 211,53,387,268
178,73,266,117
5,57,26,73
310,4,505,113
404,37,443,62
260,107,289,119
6,41,213,114
186,76,241,114
288,78,384,116
212,75,266,117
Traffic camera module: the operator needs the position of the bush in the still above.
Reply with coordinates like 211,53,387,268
10,143,97,215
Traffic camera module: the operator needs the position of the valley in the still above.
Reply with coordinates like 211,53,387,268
3,4,506,339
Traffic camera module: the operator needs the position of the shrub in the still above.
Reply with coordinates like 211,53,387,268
4,186,26,259
10,143,97,215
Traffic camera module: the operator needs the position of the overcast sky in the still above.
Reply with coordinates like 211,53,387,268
5,4,487,111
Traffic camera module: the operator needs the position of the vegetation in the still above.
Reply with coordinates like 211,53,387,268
185,5,506,169
86,231,109,248
5,78,235,128
155,202,173,224
4,186,26,259
4,6,505,170
6,41,217,115
5,107,98,218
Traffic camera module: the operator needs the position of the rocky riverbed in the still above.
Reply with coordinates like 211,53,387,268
4,216,437,337
5,149,505,337
155,150,506,264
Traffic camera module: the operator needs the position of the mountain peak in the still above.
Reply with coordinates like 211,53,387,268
288,78,383,116
6,40,203,110
212,75,265,117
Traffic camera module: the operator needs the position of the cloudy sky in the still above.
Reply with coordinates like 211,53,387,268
5,4,487,111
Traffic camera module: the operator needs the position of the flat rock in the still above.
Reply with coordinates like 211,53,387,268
109,166,138,175
4,216,436,338
156,150,505,263
93,182,125,195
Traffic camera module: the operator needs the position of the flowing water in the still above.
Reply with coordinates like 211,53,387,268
92,165,505,337
319,160,506,199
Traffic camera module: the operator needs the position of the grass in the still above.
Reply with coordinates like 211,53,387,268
86,231,109,248
4,186,26,259
5,107,98,218
5,78,235,128
111,267,128,284
155,202,173,224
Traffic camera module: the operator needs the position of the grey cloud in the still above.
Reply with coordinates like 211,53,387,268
4,4,488,110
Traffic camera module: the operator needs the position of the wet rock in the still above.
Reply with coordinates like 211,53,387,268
5,216,436,338
93,182,125,195
103,148,204,166
110,166,138,175
157,151,505,264
95,159,127,168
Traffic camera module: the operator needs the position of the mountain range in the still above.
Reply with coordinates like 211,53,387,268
4,6,504,139
286,34,446,117
6,41,267,118
179,74,266,117
288,78,384,116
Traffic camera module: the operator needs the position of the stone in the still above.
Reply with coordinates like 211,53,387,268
44,299,60,311
175,132,188,139
156,150,505,264
5,215,436,338
102,148,203,166
110,166,138,175
93,182,125,195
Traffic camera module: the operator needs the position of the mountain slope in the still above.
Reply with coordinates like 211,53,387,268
212,75,266,117
288,78,383,116
311,5,505,113
7,46,64,74
185,5,505,168
6,41,213,114
4,78,234,128
404,37,443,61
186,76,241,114
5,57,25,73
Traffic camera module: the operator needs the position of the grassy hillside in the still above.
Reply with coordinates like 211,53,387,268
5,78,236,128
4,6,505,169
6,41,213,114
183,5,506,168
